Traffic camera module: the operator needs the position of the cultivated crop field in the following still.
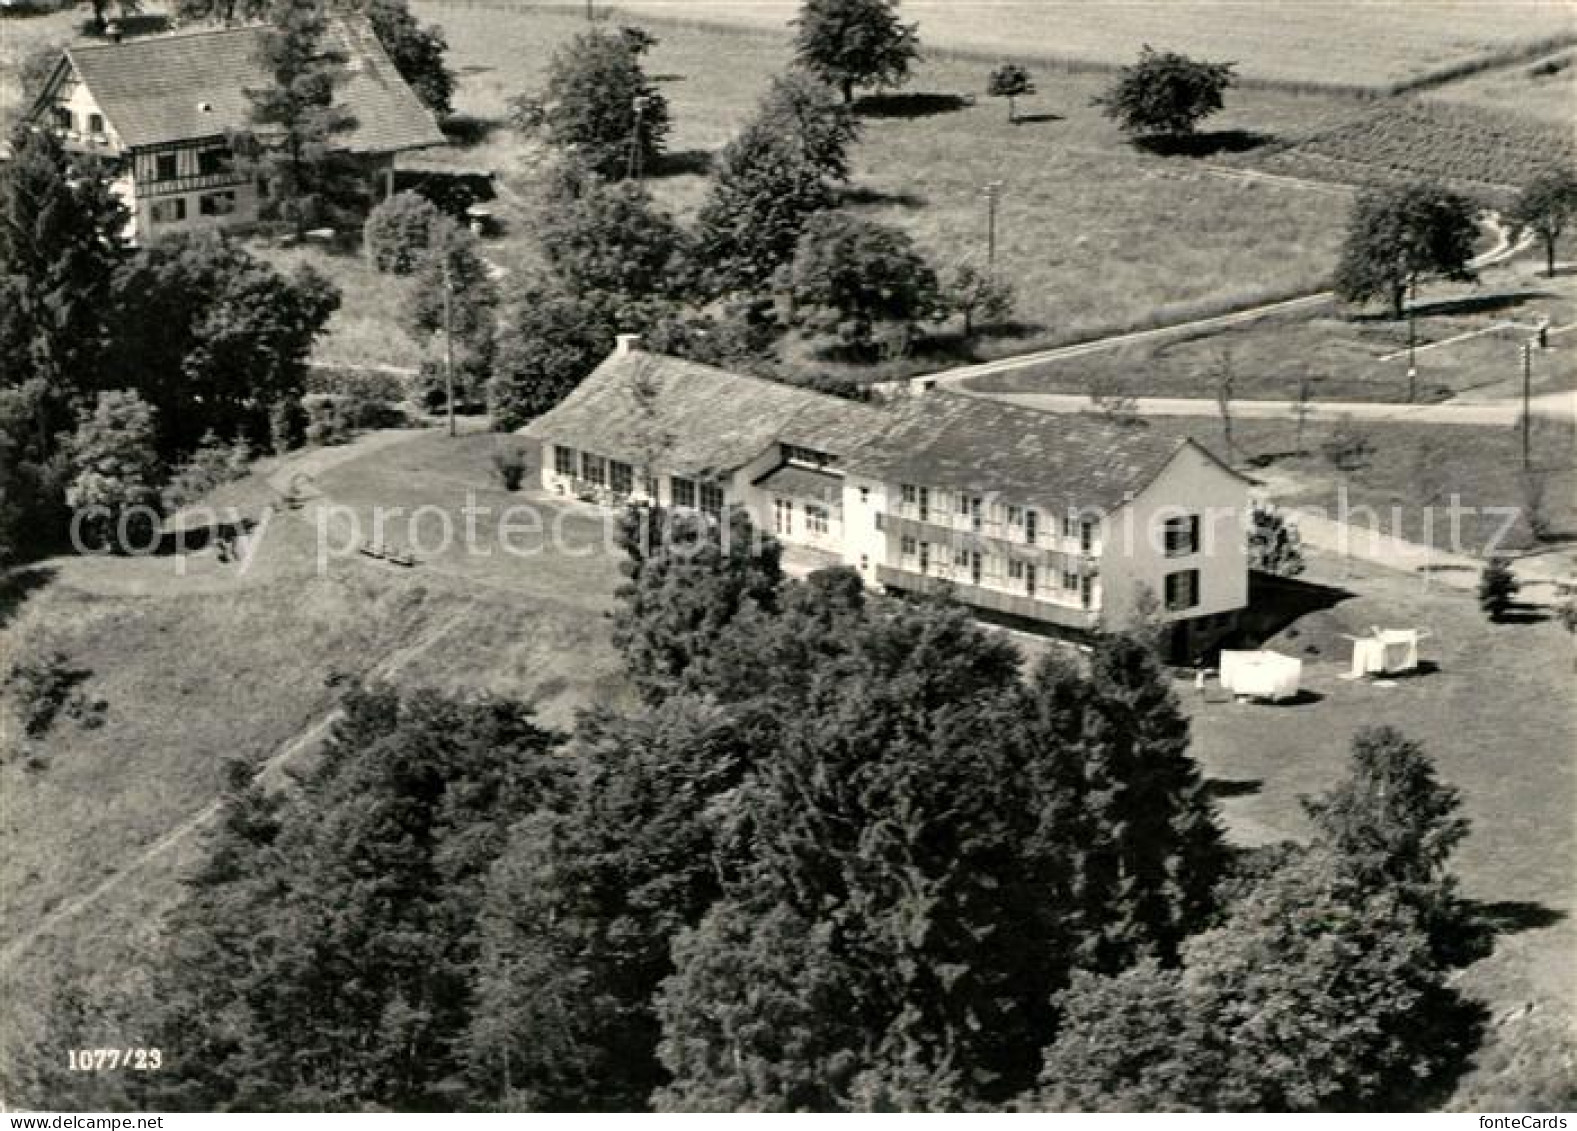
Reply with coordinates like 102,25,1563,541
581,0,1577,91
1251,99,1577,193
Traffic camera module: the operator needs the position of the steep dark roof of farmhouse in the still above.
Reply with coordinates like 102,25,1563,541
519,350,893,478
846,392,1205,511
55,17,444,152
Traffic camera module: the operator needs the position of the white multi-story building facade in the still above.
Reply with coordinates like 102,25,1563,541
522,340,1253,658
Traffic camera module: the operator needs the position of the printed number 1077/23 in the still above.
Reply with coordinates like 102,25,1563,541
67,1048,163,1071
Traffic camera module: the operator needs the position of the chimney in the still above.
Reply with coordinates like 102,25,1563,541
105,20,123,42
614,333,642,357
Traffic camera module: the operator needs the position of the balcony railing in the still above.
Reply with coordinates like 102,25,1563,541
877,565,1099,631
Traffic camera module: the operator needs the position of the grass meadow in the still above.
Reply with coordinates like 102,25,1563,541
1184,544,1577,1107
0,431,629,1039
415,1,1356,370
572,0,1577,91
970,260,1577,405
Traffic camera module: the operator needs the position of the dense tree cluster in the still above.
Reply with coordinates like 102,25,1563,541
0,129,338,559
19,498,1486,1111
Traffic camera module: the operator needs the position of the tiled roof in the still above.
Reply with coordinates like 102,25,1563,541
519,350,893,478
52,17,444,153
845,392,1200,512
523,349,1232,512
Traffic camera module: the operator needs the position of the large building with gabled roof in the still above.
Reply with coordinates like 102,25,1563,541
25,15,445,241
521,339,1255,656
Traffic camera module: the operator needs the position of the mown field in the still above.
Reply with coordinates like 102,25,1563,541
576,0,1577,91
0,432,629,1041
413,1,1355,372
1429,47,1577,126
1185,546,1576,1109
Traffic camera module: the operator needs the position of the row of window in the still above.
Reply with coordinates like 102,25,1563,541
897,536,1096,607
148,190,238,226
773,497,830,538
151,147,234,182
52,106,105,136
552,446,722,516
895,483,1097,551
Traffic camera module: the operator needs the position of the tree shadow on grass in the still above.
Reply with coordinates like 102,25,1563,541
1204,777,1263,799
1493,602,1551,626
1012,112,1064,125
1472,900,1567,935
842,184,927,209
1411,290,1558,318
0,566,55,632
652,149,713,178
1136,129,1275,157
853,91,971,119
441,114,503,149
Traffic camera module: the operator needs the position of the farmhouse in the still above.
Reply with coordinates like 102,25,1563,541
25,16,446,241
522,340,1253,656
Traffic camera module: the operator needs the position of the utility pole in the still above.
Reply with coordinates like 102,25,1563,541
442,258,456,438
983,180,1004,280
1522,342,1533,469
1406,277,1418,403
629,95,650,182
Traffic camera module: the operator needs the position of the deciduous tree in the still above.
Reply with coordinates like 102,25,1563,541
1511,166,1577,277
343,0,455,116
540,29,670,180
109,233,339,455
487,284,620,428
538,176,692,304
64,389,162,552
987,62,1036,123
1302,725,1470,960
611,505,783,704
1334,181,1479,318
1096,45,1235,140
1246,503,1305,577
696,118,840,294
793,0,920,105
1037,848,1478,1111
779,211,942,356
